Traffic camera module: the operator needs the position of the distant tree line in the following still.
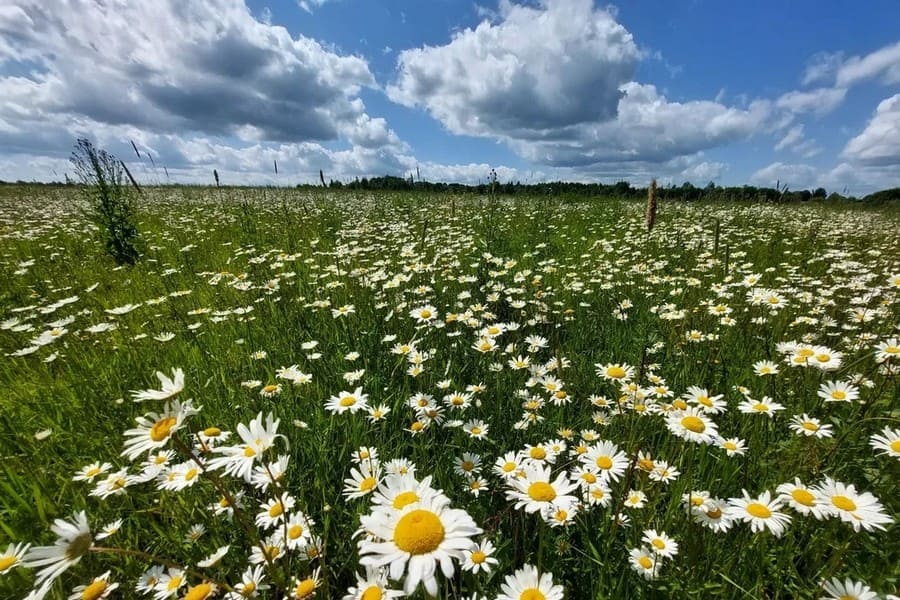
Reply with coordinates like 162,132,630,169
3,176,899,204
299,175,900,204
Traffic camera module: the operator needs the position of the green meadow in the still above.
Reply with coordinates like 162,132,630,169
0,185,897,599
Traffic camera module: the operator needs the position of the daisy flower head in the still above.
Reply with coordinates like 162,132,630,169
341,568,404,600
462,539,499,574
371,473,441,512
683,386,727,413
256,492,296,529
506,464,579,515
131,367,184,403
496,563,564,600
0,542,29,574
580,440,629,482
642,530,678,559
753,360,779,376
595,362,634,383
666,408,719,444
344,461,382,500
325,387,370,415
122,399,198,461
870,426,900,459
691,498,734,533
73,461,112,483
23,510,92,586
628,547,659,580
291,568,321,599
789,414,833,438
462,419,489,439
776,478,828,518
358,496,482,596
814,477,893,532
229,565,268,598
817,380,860,403
728,490,791,537
738,396,784,417
820,577,878,600
68,570,118,600
874,338,900,363
718,437,747,457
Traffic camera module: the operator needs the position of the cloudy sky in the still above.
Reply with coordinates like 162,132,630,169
1,0,898,193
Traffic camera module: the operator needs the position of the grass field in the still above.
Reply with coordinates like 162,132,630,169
0,186,898,599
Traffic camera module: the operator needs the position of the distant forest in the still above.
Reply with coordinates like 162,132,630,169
3,174,898,204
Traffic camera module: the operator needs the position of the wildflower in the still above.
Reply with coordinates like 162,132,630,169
628,548,659,580
728,490,791,537
23,511,92,586
497,564,564,600
68,570,118,600
325,387,370,415
817,381,859,403
642,530,678,559
0,542,29,574
358,497,482,596
870,426,900,459
814,477,892,532
462,539,499,574
820,577,878,600
789,414,833,438
506,465,578,514
666,408,719,444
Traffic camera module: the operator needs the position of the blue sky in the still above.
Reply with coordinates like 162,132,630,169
1,0,899,193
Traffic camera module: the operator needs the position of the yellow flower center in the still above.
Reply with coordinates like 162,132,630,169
461,460,475,472
672,399,688,410
240,582,256,596
723,441,737,451
890,440,900,452
65,532,93,561
394,509,445,554
470,427,482,435
529,447,546,460
591,488,605,500
651,539,665,550
410,421,424,432
203,427,221,437
581,472,597,484
268,502,284,518
596,456,613,470
167,575,184,591
638,556,653,569
288,524,304,539
184,468,198,481
263,545,280,560
554,509,568,522
797,348,814,357
294,578,317,598
502,461,517,473
340,396,357,407
420,310,432,319
815,354,831,363
638,457,654,471
243,446,257,458
471,550,487,563
791,489,816,506
801,422,819,432
752,403,768,412
746,503,771,519
831,390,846,400
607,366,626,379
690,496,705,506
0,556,17,571
698,396,713,407
183,583,213,600
359,476,377,492
392,491,419,510
150,416,177,442
886,345,899,354
527,482,556,502
706,507,722,519
520,589,547,600
361,587,383,600
81,580,108,600
85,467,101,477
681,416,706,433
263,385,278,393
831,495,857,512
